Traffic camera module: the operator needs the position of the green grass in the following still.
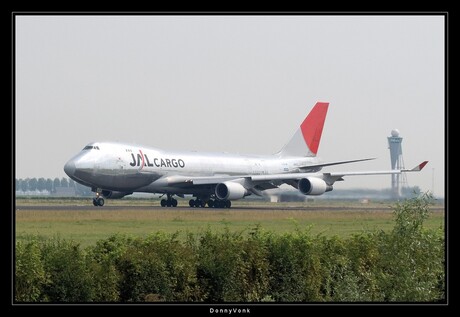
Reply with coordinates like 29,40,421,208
15,198,444,248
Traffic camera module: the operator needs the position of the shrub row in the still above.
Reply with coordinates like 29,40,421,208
15,194,445,302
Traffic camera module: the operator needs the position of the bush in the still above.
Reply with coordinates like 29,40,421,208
116,232,200,302
345,232,383,301
375,193,445,301
196,227,270,302
40,239,93,301
15,238,47,302
85,234,129,301
266,226,344,302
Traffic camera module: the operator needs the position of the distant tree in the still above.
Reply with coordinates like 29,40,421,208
29,178,38,191
37,178,46,192
75,183,92,196
21,178,29,192
45,178,53,192
16,178,20,191
401,186,422,197
382,188,393,197
53,178,61,192
61,178,68,188
68,179,75,189
75,183,82,196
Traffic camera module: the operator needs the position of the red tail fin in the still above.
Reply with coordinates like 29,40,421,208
300,102,329,155
278,102,329,157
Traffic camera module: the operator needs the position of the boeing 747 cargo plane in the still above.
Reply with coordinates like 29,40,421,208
64,102,428,207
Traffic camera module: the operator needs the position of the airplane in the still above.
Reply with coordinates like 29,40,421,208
64,102,428,207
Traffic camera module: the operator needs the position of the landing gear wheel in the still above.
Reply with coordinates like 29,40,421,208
189,199,206,208
189,197,217,208
212,200,231,208
161,195,178,207
93,197,104,206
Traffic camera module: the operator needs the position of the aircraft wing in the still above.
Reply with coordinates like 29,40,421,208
296,157,375,171
139,157,376,186
250,161,429,185
146,161,428,193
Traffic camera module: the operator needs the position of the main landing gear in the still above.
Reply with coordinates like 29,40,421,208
189,198,231,209
92,192,104,207
160,194,178,207
158,194,232,208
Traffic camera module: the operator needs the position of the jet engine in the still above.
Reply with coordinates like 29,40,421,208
298,177,332,195
215,182,249,200
101,190,133,199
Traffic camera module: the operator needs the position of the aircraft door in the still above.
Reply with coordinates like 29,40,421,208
116,156,127,174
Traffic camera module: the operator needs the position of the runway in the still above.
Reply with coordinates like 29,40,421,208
14,198,445,213
15,204,421,213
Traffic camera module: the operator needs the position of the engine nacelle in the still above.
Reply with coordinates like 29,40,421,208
101,190,132,199
215,182,249,200
298,177,332,196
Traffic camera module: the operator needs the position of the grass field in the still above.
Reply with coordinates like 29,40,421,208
15,197,445,247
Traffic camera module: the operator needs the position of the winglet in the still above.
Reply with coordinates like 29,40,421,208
411,161,428,171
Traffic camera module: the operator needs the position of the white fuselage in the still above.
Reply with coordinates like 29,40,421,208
65,141,320,195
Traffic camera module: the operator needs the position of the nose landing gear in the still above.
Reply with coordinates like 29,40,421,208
92,192,104,206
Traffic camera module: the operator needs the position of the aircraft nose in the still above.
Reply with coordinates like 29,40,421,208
64,160,76,177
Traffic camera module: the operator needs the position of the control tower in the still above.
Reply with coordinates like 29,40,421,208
387,129,407,198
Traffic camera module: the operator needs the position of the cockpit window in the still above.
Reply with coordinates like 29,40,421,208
82,145,100,150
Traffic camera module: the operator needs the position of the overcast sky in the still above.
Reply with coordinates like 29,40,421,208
15,15,445,197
